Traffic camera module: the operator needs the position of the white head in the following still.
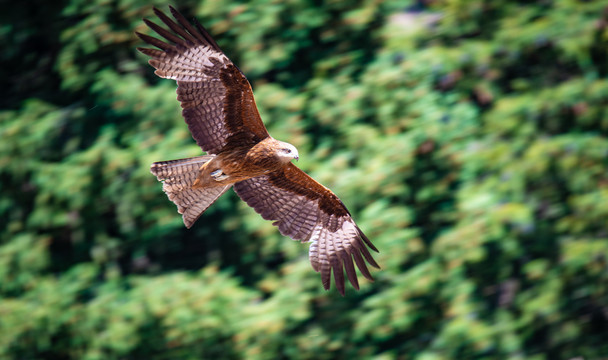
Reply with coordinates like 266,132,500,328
275,141,299,163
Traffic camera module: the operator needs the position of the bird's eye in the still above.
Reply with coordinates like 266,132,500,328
285,148,291,153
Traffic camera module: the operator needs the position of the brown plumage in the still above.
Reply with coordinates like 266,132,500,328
137,6,379,295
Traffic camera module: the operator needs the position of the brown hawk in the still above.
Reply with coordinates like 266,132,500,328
137,7,379,295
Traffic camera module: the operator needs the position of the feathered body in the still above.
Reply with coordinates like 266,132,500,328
138,7,379,295
193,138,299,188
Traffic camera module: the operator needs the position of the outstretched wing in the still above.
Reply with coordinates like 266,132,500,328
233,163,379,295
136,6,269,155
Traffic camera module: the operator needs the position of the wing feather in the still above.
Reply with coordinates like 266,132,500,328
143,19,186,47
153,7,200,45
233,164,379,295
137,7,269,155
169,6,220,49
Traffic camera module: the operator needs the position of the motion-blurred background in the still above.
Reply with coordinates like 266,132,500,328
2,0,608,359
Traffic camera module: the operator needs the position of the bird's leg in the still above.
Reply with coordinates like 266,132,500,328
192,158,231,188
192,161,212,189
210,169,229,181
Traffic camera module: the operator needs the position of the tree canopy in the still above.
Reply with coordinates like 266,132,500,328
1,0,608,359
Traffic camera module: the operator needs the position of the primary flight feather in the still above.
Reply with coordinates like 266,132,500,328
137,6,379,295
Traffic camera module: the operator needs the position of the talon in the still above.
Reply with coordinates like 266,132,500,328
211,169,229,181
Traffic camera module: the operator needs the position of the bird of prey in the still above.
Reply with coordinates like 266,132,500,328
137,6,379,295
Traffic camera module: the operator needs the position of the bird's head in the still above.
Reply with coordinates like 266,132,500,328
276,141,299,163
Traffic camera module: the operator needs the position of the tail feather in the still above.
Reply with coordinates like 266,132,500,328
151,155,231,228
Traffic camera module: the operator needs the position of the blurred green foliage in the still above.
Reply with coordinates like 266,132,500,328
1,0,608,358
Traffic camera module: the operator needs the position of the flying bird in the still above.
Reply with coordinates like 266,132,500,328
136,6,379,295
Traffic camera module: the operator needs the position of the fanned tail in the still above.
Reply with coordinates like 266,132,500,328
150,155,231,228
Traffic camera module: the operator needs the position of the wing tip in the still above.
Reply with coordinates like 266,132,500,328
358,228,379,253
142,18,154,27
184,219,194,229
152,6,164,16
